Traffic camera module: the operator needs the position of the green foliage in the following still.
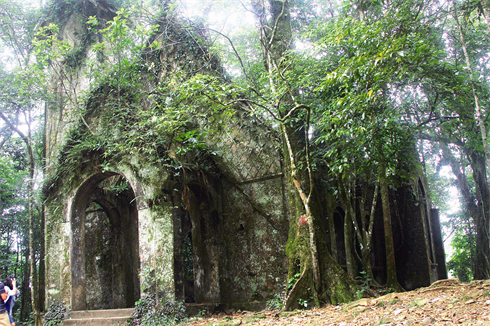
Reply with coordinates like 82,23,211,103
421,144,455,212
0,151,29,275
354,271,372,299
265,293,284,311
85,7,161,89
102,177,130,195
0,152,26,200
42,5,238,196
5,0,490,314
0,1,49,321
312,3,442,180
286,272,301,293
43,302,66,326
446,212,475,282
33,23,72,68
297,297,308,308
130,294,187,326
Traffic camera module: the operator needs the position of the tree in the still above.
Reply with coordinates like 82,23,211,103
451,0,490,280
242,0,360,307
414,0,490,280
0,1,54,323
312,0,449,291
0,136,33,321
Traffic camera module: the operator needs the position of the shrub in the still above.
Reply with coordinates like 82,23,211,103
130,294,187,326
43,302,67,326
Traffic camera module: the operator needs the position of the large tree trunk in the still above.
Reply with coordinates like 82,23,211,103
379,163,403,291
339,177,379,285
361,181,379,285
338,178,357,277
453,2,490,174
27,130,41,326
344,211,357,277
21,247,30,322
39,206,46,314
39,107,47,314
468,151,490,279
325,195,338,261
249,0,359,307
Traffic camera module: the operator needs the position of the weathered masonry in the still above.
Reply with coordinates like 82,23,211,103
43,0,446,312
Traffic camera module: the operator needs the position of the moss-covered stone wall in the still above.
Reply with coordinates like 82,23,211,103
44,0,289,311
43,0,445,312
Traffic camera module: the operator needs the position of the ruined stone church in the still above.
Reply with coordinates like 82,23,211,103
43,0,447,312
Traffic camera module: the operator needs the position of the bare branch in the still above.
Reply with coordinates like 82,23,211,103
225,98,281,121
416,115,460,128
207,28,251,82
418,132,465,147
0,111,28,145
0,126,12,149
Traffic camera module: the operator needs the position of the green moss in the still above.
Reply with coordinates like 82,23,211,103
63,36,92,69
44,0,118,30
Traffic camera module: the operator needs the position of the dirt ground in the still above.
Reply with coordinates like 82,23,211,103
184,279,490,325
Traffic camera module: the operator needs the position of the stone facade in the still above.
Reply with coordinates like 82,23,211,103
43,0,446,311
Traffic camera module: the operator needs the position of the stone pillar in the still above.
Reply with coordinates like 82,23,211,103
71,210,87,311
430,209,448,280
395,186,432,290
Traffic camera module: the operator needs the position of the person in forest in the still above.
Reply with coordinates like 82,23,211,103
0,274,9,326
3,276,18,326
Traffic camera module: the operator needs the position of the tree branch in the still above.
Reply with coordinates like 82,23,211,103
0,111,29,145
418,132,465,147
208,28,251,83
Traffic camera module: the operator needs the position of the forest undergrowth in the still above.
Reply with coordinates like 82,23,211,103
184,279,490,325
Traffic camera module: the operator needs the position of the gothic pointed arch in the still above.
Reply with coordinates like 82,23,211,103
70,172,140,310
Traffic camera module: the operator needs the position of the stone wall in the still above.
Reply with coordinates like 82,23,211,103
43,0,289,310
43,0,446,312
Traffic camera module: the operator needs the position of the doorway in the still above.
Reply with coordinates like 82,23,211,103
70,172,140,310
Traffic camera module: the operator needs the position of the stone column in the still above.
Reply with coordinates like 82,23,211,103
430,209,448,280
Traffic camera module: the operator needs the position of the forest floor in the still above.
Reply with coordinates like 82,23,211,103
184,279,490,325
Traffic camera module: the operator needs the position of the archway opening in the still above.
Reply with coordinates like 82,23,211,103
71,172,140,310
333,207,346,268
175,183,221,304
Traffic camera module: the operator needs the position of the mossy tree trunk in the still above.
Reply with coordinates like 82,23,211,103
250,0,360,308
468,150,490,279
378,162,403,292
25,123,42,326
452,2,490,280
325,195,338,262
338,178,357,278
339,177,379,285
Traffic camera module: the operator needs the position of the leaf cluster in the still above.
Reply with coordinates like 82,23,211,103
131,294,187,326
44,8,240,194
